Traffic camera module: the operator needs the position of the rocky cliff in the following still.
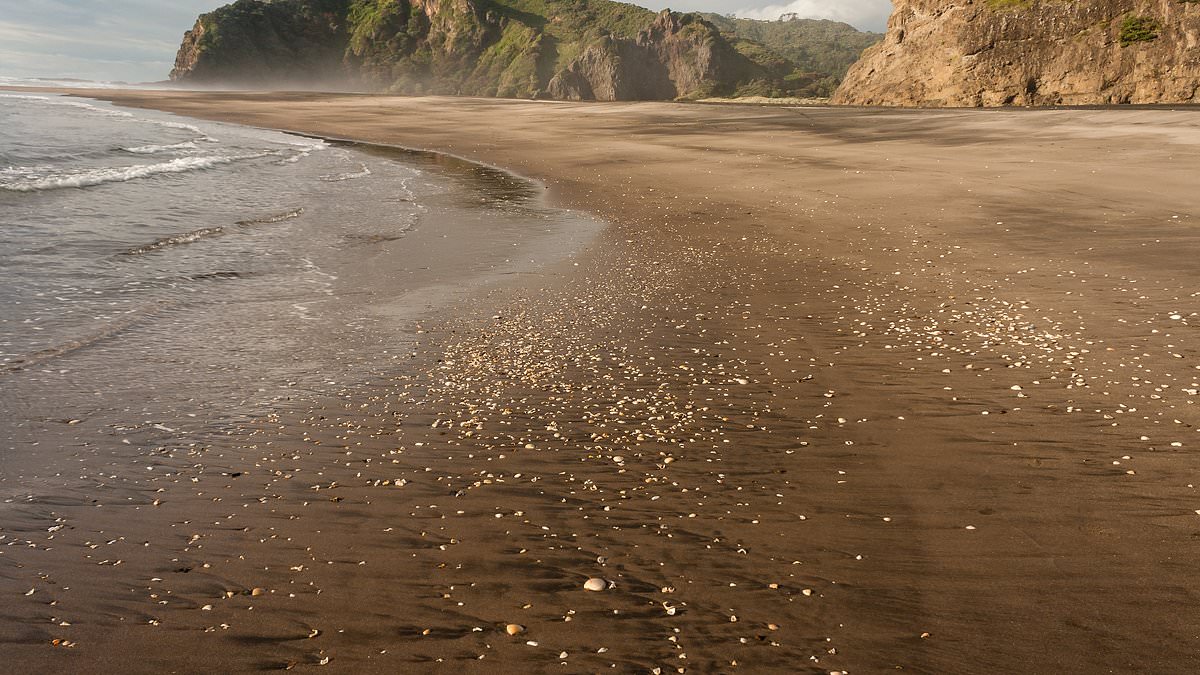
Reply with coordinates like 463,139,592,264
171,0,878,100
834,0,1200,106
545,12,759,100
172,0,352,88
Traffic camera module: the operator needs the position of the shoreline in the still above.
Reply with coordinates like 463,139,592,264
5,88,1200,671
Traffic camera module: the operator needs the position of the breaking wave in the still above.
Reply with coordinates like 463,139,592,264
1,93,215,140
122,141,200,154
0,154,264,192
0,93,135,118
236,207,305,226
123,226,226,256
320,163,372,181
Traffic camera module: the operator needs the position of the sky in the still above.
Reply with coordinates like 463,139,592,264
0,0,892,84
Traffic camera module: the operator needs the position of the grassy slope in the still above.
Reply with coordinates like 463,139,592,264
701,14,882,79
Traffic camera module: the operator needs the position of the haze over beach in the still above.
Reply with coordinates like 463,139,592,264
4,0,1200,672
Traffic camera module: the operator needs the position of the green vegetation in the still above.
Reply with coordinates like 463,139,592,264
176,0,882,100
1119,15,1161,46
181,0,351,81
496,0,655,41
701,14,880,79
341,0,674,95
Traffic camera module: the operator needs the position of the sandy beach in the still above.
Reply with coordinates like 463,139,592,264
4,90,1200,672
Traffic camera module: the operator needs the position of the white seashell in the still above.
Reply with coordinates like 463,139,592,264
505,623,525,636
583,577,607,592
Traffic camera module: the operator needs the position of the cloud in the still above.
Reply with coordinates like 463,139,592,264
0,0,220,82
735,0,892,31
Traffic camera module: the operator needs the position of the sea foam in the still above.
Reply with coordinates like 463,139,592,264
124,226,226,255
1,93,212,139
1,155,242,192
123,141,201,154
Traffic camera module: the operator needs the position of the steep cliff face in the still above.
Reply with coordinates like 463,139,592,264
546,12,759,100
171,0,874,100
171,0,353,87
834,0,1200,106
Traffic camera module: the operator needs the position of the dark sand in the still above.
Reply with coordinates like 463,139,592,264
4,91,1200,673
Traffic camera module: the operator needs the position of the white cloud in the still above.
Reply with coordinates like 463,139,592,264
0,1,219,82
735,0,892,31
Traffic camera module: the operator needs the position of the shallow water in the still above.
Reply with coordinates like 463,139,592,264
0,92,599,486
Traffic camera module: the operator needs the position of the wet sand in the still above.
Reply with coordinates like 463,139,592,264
4,91,1200,672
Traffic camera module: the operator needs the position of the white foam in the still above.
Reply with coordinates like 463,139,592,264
125,226,226,255
236,207,305,225
0,76,123,89
289,137,330,151
2,93,214,139
274,137,330,164
0,93,135,119
150,119,205,135
123,141,200,154
320,163,372,181
1,155,243,192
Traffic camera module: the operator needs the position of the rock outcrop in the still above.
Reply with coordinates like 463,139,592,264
546,12,754,100
172,0,352,88
834,0,1200,106
171,0,879,100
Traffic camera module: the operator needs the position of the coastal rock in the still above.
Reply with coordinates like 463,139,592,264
171,0,352,88
170,0,878,100
546,11,748,101
834,0,1200,106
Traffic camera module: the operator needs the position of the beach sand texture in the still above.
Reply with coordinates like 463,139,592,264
4,91,1200,672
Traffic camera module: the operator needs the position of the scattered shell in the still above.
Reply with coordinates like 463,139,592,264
505,623,525,636
583,577,607,592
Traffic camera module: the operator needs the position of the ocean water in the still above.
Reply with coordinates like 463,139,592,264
0,91,596,482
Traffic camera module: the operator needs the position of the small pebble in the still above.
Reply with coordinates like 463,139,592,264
583,578,607,592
